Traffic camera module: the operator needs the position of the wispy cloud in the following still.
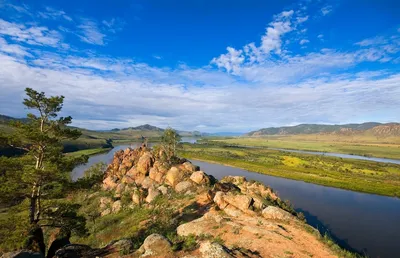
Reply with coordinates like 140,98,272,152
321,5,333,16
77,19,106,45
38,6,73,22
299,39,309,45
0,19,64,47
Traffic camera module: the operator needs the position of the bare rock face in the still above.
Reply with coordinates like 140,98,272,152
137,233,172,257
165,167,185,187
175,180,193,193
262,206,294,221
199,241,233,258
190,171,210,185
145,187,161,203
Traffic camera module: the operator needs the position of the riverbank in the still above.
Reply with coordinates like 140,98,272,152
178,144,400,197
65,147,112,157
208,135,400,159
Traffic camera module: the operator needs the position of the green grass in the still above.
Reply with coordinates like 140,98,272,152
208,136,400,159
65,147,111,157
178,143,400,197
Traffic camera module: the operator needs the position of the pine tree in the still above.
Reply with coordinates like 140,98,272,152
0,88,87,237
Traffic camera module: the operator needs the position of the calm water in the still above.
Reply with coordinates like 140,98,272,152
72,144,400,257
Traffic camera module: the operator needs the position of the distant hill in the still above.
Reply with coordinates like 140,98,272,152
247,122,400,137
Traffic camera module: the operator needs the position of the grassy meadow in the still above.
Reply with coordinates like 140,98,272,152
179,143,400,197
207,134,400,159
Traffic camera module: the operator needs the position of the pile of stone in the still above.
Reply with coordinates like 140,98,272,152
100,144,213,215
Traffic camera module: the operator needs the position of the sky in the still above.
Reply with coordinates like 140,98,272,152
0,0,399,133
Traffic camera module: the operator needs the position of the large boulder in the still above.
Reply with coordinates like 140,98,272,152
181,161,197,172
165,167,185,187
199,241,233,258
175,181,193,193
190,171,210,185
223,193,253,212
137,234,172,257
262,206,294,221
149,167,164,183
213,191,228,209
145,187,161,203
137,152,154,175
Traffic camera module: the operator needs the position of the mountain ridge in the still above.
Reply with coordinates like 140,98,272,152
247,122,400,137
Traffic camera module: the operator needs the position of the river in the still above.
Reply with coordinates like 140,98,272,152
71,143,400,257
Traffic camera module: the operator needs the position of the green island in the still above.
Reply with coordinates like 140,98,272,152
179,141,400,197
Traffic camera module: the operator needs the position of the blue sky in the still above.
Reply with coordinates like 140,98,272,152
0,0,399,132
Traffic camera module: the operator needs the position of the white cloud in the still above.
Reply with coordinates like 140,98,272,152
77,19,106,45
0,19,63,47
296,16,309,24
153,55,162,60
321,6,333,16
0,37,31,57
317,34,324,38
38,7,72,21
211,47,244,74
356,36,388,46
299,39,309,45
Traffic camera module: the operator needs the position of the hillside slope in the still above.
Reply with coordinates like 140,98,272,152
247,122,400,137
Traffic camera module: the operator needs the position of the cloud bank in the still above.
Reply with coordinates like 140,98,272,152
0,1,399,133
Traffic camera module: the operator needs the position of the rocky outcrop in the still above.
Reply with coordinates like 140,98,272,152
93,145,344,257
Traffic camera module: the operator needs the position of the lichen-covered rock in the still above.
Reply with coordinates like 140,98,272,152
149,167,164,183
158,185,169,195
102,176,118,191
262,206,294,221
165,167,185,187
145,187,160,203
213,191,228,209
190,171,210,185
175,180,193,193
181,161,197,172
141,177,156,189
137,152,154,175
199,241,233,258
132,190,142,205
112,200,122,213
99,197,112,211
137,234,172,257
223,193,253,212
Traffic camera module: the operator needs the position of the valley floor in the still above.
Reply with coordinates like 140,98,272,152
178,143,400,197
209,135,400,159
